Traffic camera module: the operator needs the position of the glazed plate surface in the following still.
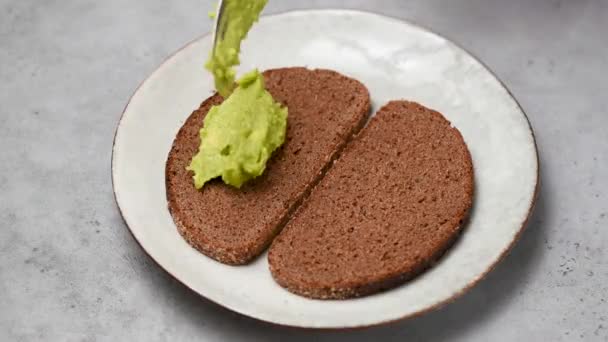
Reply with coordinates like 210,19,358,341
112,9,538,328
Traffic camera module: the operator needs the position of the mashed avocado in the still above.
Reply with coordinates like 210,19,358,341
187,70,287,189
190,0,287,189
205,0,268,97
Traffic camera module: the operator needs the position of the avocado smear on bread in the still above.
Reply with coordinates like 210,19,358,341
188,0,288,189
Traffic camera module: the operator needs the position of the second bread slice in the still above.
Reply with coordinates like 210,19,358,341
268,101,474,299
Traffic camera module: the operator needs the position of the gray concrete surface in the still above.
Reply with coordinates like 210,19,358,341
1,0,607,341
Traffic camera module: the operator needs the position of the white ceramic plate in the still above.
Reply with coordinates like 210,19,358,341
112,9,538,329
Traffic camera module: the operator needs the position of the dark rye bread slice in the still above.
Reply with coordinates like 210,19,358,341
166,67,370,265
268,101,474,299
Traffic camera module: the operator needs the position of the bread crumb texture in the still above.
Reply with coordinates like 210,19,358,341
269,101,474,299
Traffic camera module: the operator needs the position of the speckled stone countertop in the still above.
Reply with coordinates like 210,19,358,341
1,0,606,341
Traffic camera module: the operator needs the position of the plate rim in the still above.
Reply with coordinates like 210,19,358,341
111,8,540,330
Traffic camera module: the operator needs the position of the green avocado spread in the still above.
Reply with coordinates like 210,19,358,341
188,0,287,189
205,0,268,97
188,71,287,189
